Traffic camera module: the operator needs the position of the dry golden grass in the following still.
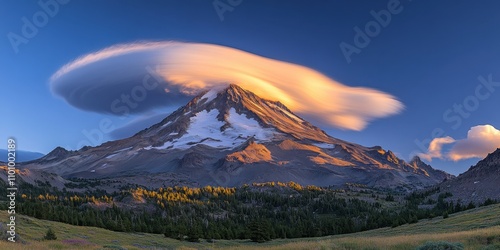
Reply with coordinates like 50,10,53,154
215,226,499,250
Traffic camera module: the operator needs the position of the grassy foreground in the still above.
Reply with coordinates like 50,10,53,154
1,204,499,250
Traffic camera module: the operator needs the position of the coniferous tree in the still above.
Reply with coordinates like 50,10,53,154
467,201,475,210
442,211,449,219
248,220,271,243
44,228,57,240
187,225,202,242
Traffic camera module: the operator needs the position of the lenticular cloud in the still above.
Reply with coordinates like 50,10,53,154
50,41,403,130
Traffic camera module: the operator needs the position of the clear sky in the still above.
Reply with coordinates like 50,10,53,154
2,0,500,175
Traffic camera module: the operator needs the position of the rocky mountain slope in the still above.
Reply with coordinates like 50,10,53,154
438,148,500,204
18,84,451,190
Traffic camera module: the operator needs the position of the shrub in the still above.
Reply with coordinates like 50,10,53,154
416,241,464,250
442,211,449,219
44,227,57,240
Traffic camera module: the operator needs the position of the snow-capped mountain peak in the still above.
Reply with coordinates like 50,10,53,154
21,84,452,190
140,84,332,150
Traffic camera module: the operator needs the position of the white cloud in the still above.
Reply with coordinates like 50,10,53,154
448,125,500,161
50,41,404,131
418,136,455,161
419,125,500,162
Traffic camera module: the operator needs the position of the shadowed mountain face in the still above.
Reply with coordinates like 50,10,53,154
438,148,500,204
20,84,452,190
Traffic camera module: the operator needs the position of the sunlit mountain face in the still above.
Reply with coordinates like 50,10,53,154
19,84,450,190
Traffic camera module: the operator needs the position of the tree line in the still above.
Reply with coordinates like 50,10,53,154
1,180,497,242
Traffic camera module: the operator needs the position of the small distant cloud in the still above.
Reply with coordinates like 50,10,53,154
419,124,500,162
418,136,455,161
49,41,403,131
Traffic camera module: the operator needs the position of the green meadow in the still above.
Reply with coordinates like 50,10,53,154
1,204,499,250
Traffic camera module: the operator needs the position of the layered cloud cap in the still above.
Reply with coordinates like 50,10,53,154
50,41,403,131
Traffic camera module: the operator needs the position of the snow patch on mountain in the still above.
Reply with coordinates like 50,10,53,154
105,153,118,159
106,147,133,159
313,143,336,149
145,108,277,150
160,121,172,128
116,147,133,152
226,108,275,141
197,89,218,104
268,103,303,122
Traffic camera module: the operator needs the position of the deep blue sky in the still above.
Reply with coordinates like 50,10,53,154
2,0,500,175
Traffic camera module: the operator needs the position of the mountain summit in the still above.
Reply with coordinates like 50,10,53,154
22,84,451,189
139,84,333,145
